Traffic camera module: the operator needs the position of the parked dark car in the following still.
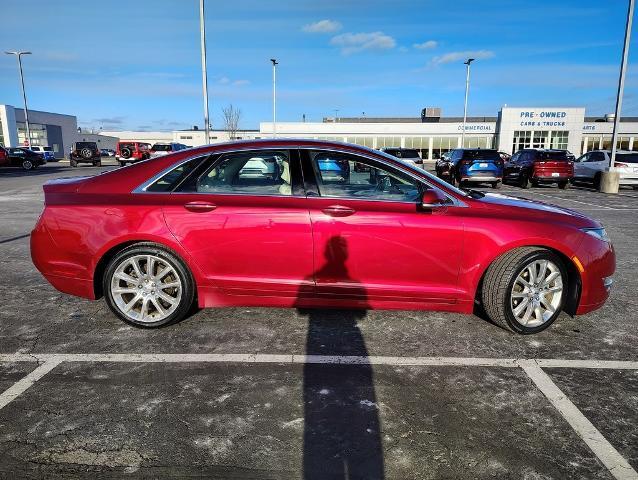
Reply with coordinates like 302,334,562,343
504,149,574,189
380,148,423,167
70,141,101,167
435,148,503,188
3,147,46,170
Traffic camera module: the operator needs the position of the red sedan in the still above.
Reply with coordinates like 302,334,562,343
31,140,615,334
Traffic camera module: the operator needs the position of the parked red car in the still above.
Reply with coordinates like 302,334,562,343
116,141,151,166
504,149,574,189
0,146,8,167
31,140,615,334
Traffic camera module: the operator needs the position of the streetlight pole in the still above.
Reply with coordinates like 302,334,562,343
609,0,634,171
270,59,278,137
5,51,32,147
199,0,210,144
461,58,475,148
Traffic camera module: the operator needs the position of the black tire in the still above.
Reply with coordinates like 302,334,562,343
21,159,34,170
120,147,132,159
518,172,531,189
593,172,602,190
481,247,567,334
93,160,101,167
103,243,196,328
80,148,93,159
119,161,126,167
558,181,569,190
70,159,78,167
491,181,501,189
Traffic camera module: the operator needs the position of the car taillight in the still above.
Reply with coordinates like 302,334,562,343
615,162,629,168
461,159,472,165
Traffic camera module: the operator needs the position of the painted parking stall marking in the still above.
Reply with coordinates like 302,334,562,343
0,353,637,479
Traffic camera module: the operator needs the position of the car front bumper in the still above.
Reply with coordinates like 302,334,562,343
574,234,616,315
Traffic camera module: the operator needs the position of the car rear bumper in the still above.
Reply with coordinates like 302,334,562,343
30,216,96,300
533,174,572,182
460,176,501,182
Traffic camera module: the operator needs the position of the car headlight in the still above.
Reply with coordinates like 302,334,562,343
581,227,610,242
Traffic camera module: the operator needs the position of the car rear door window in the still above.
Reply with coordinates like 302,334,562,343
310,151,421,202
588,152,606,162
187,150,293,196
616,153,638,163
145,157,205,192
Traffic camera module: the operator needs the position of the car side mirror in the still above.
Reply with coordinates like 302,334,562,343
421,189,448,208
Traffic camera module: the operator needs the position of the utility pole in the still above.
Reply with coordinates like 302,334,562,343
270,59,278,137
199,0,210,144
461,58,475,148
5,51,32,146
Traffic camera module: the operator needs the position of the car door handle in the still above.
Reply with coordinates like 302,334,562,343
184,201,217,212
322,205,355,217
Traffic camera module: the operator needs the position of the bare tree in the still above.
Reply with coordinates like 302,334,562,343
222,104,241,140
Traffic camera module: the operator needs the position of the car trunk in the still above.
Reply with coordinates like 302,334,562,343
533,153,573,177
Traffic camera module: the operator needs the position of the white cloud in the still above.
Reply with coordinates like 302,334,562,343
232,79,250,86
302,19,342,33
218,76,230,84
413,40,438,50
330,31,396,55
431,50,495,65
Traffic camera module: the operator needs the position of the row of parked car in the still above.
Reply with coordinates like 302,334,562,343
67,141,190,168
388,147,638,190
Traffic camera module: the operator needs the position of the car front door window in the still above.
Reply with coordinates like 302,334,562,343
310,151,421,202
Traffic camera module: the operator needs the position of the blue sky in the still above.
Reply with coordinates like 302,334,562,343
1,0,637,131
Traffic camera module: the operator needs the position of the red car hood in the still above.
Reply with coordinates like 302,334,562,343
473,192,600,229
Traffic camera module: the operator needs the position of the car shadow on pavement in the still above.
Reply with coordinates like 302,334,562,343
296,235,385,480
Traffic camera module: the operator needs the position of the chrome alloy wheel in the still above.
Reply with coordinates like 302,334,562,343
510,259,563,328
110,254,182,323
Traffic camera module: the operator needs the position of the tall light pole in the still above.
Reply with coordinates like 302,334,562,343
461,58,475,148
270,59,278,137
609,0,635,171
5,51,32,147
199,0,210,144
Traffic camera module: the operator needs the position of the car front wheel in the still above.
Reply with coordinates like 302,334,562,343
103,243,195,328
481,247,567,334
22,159,34,170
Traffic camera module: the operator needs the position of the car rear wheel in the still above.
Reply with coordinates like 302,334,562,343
103,244,195,328
481,247,567,334
558,181,569,189
93,160,101,167
21,159,34,170
593,172,602,190
491,181,501,189
518,173,531,189
70,159,78,167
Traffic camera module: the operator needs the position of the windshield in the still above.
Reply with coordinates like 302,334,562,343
152,144,172,151
43,147,53,152
463,149,500,160
75,142,96,149
540,151,568,161
617,153,638,163
401,149,420,159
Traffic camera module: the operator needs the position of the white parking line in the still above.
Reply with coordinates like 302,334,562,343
1,353,637,478
1,353,638,368
0,359,62,411
520,360,638,480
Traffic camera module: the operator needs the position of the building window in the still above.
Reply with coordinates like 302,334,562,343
180,135,193,140
463,136,493,149
0,118,4,146
17,122,48,146
550,131,569,150
532,131,549,149
376,136,401,148
513,131,532,152
432,137,458,159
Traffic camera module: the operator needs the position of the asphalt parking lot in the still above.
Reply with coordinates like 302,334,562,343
0,163,637,479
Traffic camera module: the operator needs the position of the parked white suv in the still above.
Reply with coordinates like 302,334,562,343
573,150,638,188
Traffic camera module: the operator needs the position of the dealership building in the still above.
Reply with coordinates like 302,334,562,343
4,102,638,161
258,107,638,160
